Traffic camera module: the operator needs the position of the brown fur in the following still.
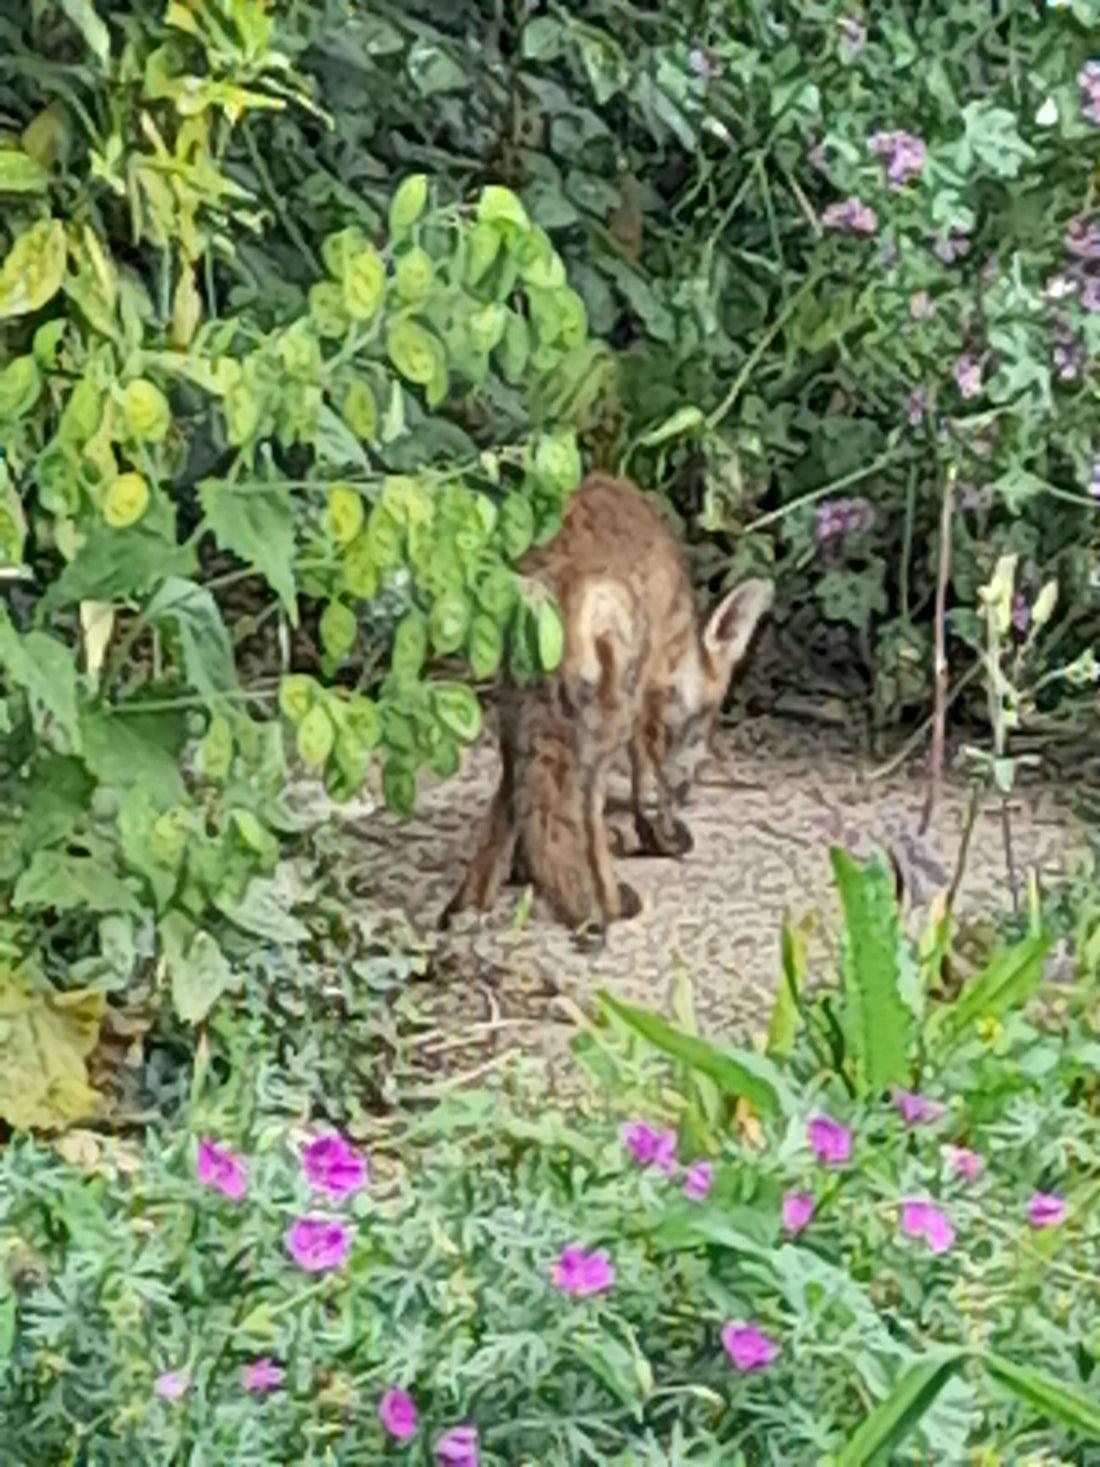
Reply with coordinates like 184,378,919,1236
440,473,774,934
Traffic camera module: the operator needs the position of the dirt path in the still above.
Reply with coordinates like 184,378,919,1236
328,715,1081,1096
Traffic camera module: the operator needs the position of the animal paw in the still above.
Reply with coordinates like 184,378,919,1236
635,812,694,858
571,920,608,955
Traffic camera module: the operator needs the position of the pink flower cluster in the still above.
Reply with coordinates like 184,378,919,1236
1079,60,1100,126
822,195,877,235
621,1119,715,1202
815,496,874,544
553,1244,616,1297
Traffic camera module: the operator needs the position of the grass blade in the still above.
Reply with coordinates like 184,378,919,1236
836,1351,965,1467
983,1353,1100,1441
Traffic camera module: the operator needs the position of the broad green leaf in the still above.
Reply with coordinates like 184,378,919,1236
79,707,187,799
432,682,481,743
0,150,49,194
199,479,297,620
600,992,784,1118
217,874,310,944
0,217,66,318
924,931,1050,1059
0,615,81,750
836,1352,966,1467
0,975,104,1129
982,1353,1100,1441
161,914,236,1025
46,520,195,607
13,850,140,915
831,847,911,1097
146,577,238,698
59,0,111,63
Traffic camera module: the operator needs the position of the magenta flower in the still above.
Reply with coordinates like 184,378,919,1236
954,354,982,399
621,1120,677,1176
892,1088,944,1126
379,1387,418,1440
1028,1192,1066,1228
683,1160,714,1201
302,1134,368,1198
285,1216,354,1272
943,1145,983,1183
552,1244,615,1297
196,1139,248,1202
900,1200,955,1254
868,129,926,188
722,1322,780,1372
781,1191,816,1236
435,1424,479,1466
155,1369,191,1401
808,1113,852,1166
242,1357,285,1393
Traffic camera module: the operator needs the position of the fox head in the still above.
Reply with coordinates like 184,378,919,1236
656,577,774,804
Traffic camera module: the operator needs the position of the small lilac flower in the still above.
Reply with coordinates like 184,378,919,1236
1028,1192,1066,1228
552,1244,615,1296
1081,276,1100,313
822,196,877,235
932,228,970,264
808,1113,852,1166
906,389,928,427
155,1369,191,1401
683,1160,714,1201
379,1387,419,1440
435,1424,480,1466
837,15,866,60
196,1139,248,1202
242,1357,285,1393
722,1322,780,1371
285,1216,354,1272
1012,592,1031,635
868,129,926,188
900,1199,955,1254
1078,61,1100,126
892,1088,944,1126
1053,336,1084,382
943,1144,983,1183
301,1134,368,1198
954,354,982,399
1066,216,1100,261
910,290,936,321
781,1191,815,1235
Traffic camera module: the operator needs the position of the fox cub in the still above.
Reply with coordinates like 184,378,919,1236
440,473,773,934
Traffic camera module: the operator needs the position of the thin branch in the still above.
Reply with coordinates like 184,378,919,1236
919,464,956,836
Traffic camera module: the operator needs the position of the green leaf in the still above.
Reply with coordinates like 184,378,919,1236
199,479,297,621
432,682,482,743
0,151,49,194
161,915,237,1026
637,404,705,448
0,975,104,1129
0,615,81,750
830,847,911,1097
600,992,784,1118
923,931,1050,1059
982,1353,1100,1442
46,520,196,607
146,577,238,699
536,599,564,671
79,707,187,799
768,913,809,1058
13,850,140,915
836,1352,966,1467
217,873,309,944
59,0,111,63
388,173,428,236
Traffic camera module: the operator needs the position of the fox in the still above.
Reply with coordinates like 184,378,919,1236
439,472,774,936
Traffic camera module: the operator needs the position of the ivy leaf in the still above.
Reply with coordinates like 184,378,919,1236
199,479,298,621
146,577,238,698
161,914,238,1025
13,850,141,915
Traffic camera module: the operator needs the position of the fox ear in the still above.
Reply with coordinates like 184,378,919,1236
702,577,774,681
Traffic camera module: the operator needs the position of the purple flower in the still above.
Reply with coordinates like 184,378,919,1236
837,15,866,60
552,1244,615,1296
722,1322,780,1371
242,1357,285,1393
1078,61,1100,126
932,228,970,264
1081,276,1100,313
1053,336,1084,382
1065,216,1100,262
301,1134,368,1198
285,1216,354,1272
379,1387,419,1440
155,1369,190,1401
683,1160,714,1201
808,1113,852,1166
943,1145,983,1183
435,1424,480,1466
822,196,877,235
621,1121,678,1176
781,1191,815,1235
910,290,936,321
900,1199,955,1254
815,496,873,544
196,1139,248,1202
868,129,926,188
905,389,928,427
1012,592,1031,635
1027,1192,1066,1228
954,354,982,399
892,1088,944,1126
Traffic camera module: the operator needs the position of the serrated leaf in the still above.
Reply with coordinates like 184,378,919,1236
600,992,784,1118
0,615,81,750
146,577,238,699
199,479,297,621
831,847,911,1097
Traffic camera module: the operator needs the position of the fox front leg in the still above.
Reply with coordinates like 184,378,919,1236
628,736,693,858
